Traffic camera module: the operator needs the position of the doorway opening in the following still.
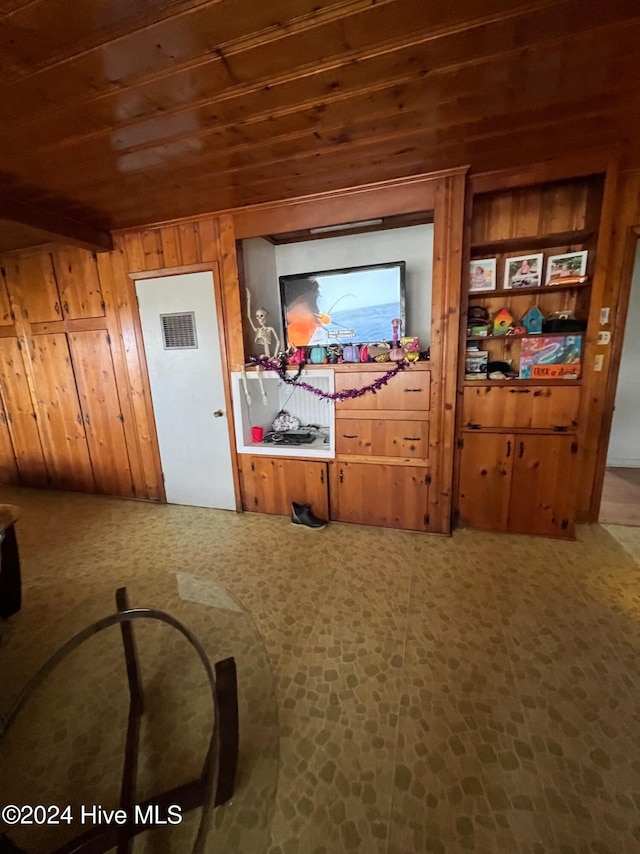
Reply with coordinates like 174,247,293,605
600,239,640,526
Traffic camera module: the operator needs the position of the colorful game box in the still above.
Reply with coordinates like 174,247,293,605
519,335,583,380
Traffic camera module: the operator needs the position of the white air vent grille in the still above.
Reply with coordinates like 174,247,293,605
161,312,197,349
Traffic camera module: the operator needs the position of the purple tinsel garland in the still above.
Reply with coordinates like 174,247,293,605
248,355,410,402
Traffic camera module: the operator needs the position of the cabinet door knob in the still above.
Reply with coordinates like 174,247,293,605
213,409,224,418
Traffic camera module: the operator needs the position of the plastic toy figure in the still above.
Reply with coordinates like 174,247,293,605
246,288,280,358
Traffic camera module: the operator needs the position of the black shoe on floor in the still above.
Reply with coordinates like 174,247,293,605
291,502,328,531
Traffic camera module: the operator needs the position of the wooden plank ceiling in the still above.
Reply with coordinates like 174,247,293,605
1,0,640,247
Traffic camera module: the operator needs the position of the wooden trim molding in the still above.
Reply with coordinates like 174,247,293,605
584,172,640,520
0,198,113,252
428,170,467,534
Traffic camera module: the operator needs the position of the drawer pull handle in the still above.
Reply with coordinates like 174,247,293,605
403,436,421,442
518,389,531,394
404,388,423,393
342,434,358,439
519,441,525,459
552,425,568,432
506,440,512,458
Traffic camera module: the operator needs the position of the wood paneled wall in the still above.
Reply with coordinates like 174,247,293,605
0,156,635,530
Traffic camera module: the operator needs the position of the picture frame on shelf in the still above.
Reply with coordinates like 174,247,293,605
545,250,588,285
469,258,497,292
503,253,544,289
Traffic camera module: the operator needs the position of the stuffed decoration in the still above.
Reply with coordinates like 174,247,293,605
326,344,342,364
310,346,327,364
288,347,307,365
272,411,300,432
403,337,420,362
359,344,370,363
368,342,391,362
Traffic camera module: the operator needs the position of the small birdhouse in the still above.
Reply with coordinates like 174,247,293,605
493,307,514,336
521,305,544,334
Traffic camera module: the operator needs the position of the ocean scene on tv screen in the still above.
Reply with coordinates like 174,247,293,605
282,265,403,346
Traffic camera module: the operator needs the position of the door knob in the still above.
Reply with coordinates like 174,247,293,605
213,409,224,418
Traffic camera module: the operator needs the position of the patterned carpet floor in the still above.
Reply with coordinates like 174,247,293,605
1,485,639,854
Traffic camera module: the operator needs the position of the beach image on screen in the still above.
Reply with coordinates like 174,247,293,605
281,264,404,347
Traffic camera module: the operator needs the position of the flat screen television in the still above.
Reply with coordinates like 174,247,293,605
279,260,406,348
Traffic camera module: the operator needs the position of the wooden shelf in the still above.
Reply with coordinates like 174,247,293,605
469,279,590,299
462,378,582,387
466,330,584,341
470,229,595,256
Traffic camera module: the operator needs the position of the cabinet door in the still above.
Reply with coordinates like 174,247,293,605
333,462,429,531
335,369,430,412
509,434,576,537
0,275,14,326
458,433,514,531
462,385,580,430
0,399,19,484
4,254,62,323
240,457,328,518
336,418,428,459
29,334,95,492
0,338,49,486
68,331,133,496
52,248,105,320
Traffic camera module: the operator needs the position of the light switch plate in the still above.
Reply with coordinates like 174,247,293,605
600,307,610,325
594,354,604,371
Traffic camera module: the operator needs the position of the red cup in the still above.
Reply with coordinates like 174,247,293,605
251,426,264,442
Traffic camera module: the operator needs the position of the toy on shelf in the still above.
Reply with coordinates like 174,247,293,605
390,318,404,361
401,336,420,362
246,288,281,358
493,307,514,336
521,305,544,334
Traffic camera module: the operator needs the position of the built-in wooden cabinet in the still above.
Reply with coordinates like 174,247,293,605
332,461,430,531
239,456,329,519
461,384,580,431
0,250,137,499
455,172,608,538
0,337,49,486
458,432,577,537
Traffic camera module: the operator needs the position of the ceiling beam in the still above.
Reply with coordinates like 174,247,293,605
0,197,113,252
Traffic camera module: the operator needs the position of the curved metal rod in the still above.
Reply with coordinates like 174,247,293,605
1,608,220,854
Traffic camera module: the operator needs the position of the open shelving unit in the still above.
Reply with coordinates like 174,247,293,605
454,173,607,538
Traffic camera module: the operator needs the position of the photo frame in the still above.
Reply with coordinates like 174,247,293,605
469,258,497,292
545,250,588,285
503,253,544,290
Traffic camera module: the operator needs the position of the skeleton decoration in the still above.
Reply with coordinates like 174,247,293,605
246,288,280,358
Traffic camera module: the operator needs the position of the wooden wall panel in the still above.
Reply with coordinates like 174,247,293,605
0,275,14,326
68,330,134,497
0,337,49,486
429,171,467,534
580,168,640,519
4,253,61,323
51,247,105,319
105,242,164,500
0,396,19,485
29,333,95,492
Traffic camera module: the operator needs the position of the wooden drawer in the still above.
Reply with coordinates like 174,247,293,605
462,385,580,431
335,369,430,412
336,419,429,459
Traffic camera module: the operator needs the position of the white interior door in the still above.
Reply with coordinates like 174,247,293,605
135,272,236,510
